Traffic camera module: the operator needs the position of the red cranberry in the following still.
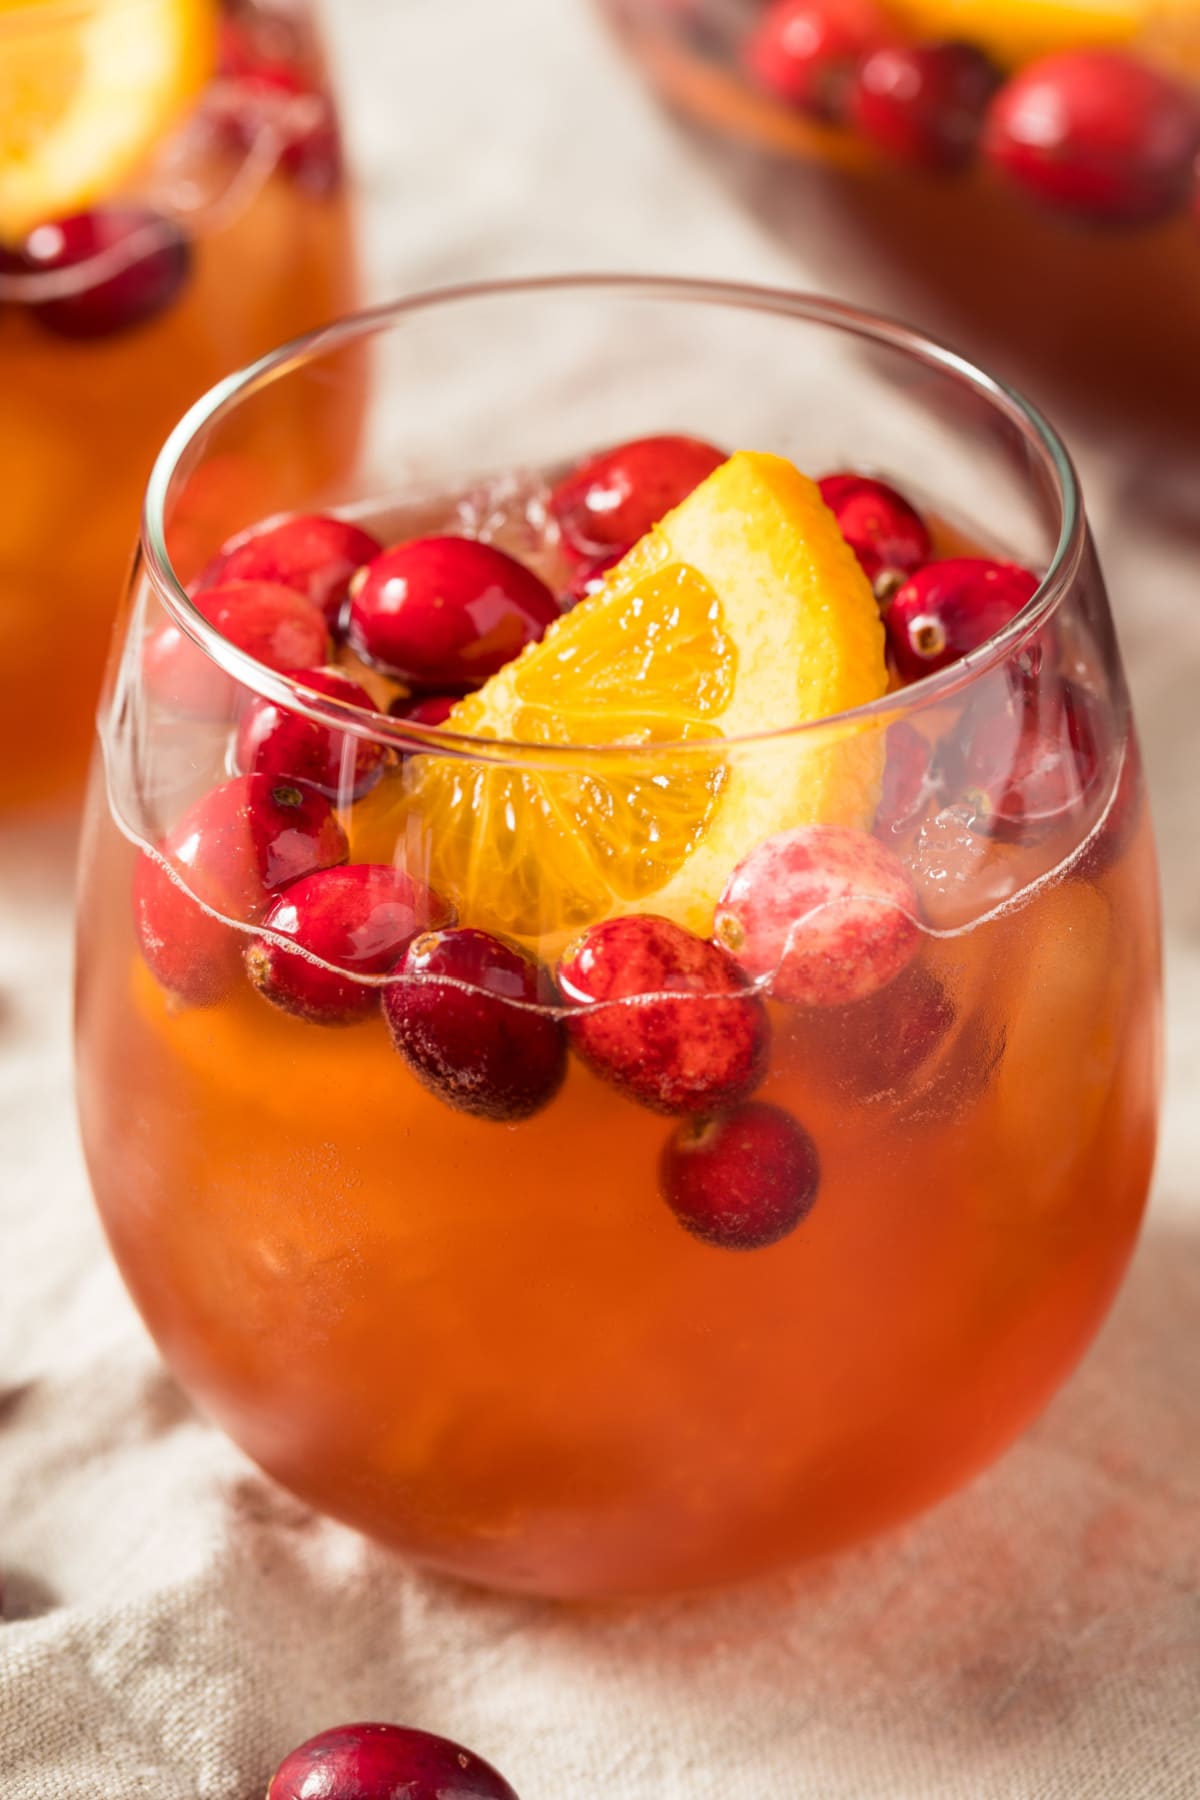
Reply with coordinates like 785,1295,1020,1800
956,675,1103,842
800,958,1002,1121
985,51,1200,226
199,581,332,670
9,208,192,340
818,473,932,595
388,693,459,727
715,825,920,1007
203,514,383,632
902,1003,1005,1121
384,928,567,1121
744,0,890,120
144,580,331,718
850,40,1001,174
212,61,344,196
246,864,452,1025
235,667,387,801
267,1722,520,1800
660,1102,820,1251
347,538,560,688
133,855,242,1008
271,87,344,198
180,773,347,897
134,776,348,1005
558,914,769,1116
217,16,259,79
548,435,725,558
876,721,939,838
791,959,956,1101
884,558,1039,681
563,549,624,607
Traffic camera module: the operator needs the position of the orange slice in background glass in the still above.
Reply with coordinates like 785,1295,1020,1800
886,0,1145,67
0,0,216,241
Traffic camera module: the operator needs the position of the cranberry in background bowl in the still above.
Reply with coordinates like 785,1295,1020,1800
596,0,1200,452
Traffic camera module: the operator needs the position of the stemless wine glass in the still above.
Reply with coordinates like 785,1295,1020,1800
0,0,358,813
598,1,1200,448
75,279,1161,1599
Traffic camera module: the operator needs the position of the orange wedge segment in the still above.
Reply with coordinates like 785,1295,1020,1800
394,451,889,943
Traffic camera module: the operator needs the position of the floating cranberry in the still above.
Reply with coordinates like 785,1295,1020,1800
744,0,890,120
12,208,192,340
235,666,387,801
203,514,382,632
791,959,957,1101
818,473,932,595
271,83,344,197
267,1722,520,1800
216,16,258,79
384,928,567,1121
348,538,560,688
850,40,1000,174
715,825,921,1007
246,864,452,1026
984,50,1200,226
143,579,331,719
212,61,344,196
884,557,1038,682
388,692,460,727
134,775,348,1005
799,958,1002,1121
132,856,241,1009
548,435,725,558
563,548,624,607
558,914,769,1116
660,1103,819,1251
956,674,1102,842
201,581,332,670
187,774,347,896
876,721,939,838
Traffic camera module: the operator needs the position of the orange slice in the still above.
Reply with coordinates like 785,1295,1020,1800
885,0,1143,66
394,451,889,944
0,0,217,242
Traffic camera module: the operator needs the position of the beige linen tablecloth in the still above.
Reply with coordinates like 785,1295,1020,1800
2,2,1198,1794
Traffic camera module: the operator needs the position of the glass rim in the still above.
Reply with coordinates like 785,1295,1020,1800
141,273,1086,766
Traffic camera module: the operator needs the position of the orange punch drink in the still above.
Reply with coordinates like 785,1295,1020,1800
75,282,1161,1597
0,0,358,811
